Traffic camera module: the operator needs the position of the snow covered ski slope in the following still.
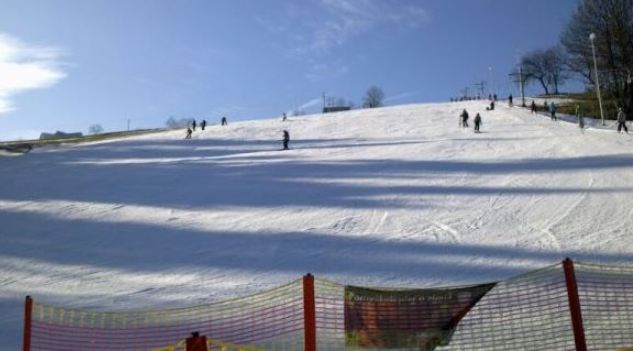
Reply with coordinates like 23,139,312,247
1,101,633,349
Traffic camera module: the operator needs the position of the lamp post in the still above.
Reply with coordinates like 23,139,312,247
488,66,494,97
589,32,605,126
514,52,526,107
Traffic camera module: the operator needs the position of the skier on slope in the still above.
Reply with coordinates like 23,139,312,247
185,127,192,139
201,120,207,130
550,102,557,121
282,112,287,121
531,100,537,114
192,119,197,131
282,130,290,150
508,94,513,107
221,116,228,126
576,105,584,129
474,113,482,133
460,109,469,127
617,107,629,133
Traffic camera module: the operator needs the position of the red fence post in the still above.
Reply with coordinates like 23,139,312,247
185,332,208,351
563,258,587,351
23,296,32,351
303,273,316,351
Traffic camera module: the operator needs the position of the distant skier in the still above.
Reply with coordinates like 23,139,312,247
192,119,197,131
185,127,192,139
200,120,207,130
221,116,228,126
282,130,290,150
474,113,482,132
282,112,287,121
531,100,537,114
508,94,513,107
576,105,584,129
461,109,469,127
617,107,629,133
550,102,557,121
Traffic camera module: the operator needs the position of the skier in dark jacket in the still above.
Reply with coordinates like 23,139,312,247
460,109,469,127
192,119,197,131
531,100,537,114
185,128,192,139
200,120,207,130
550,102,557,121
474,113,482,132
282,130,290,150
617,107,629,133
508,94,513,107
221,116,228,126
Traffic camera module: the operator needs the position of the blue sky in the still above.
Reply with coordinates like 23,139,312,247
0,0,579,141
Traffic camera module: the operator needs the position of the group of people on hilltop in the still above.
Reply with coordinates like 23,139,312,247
460,109,483,132
184,113,293,150
185,117,228,139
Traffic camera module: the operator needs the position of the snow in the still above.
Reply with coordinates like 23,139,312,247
1,101,633,349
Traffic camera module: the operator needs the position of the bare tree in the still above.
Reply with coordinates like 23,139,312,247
519,47,569,95
561,0,633,112
363,86,385,108
165,116,190,129
88,124,104,135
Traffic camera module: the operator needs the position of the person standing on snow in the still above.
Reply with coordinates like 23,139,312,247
282,112,287,121
531,100,537,114
200,120,207,130
508,94,513,107
617,107,629,133
282,130,290,150
460,109,469,127
192,119,197,131
550,102,557,121
185,127,192,139
575,105,584,129
221,116,228,126
474,113,482,132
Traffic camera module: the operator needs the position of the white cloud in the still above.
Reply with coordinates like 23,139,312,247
0,33,66,114
295,0,430,55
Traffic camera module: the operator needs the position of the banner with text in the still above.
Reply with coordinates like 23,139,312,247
344,283,496,350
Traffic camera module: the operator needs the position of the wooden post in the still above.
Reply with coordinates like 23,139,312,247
563,258,588,351
185,331,208,351
303,274,316,351
23,296,32,351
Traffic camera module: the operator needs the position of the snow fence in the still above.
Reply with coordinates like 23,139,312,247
22,258,633,351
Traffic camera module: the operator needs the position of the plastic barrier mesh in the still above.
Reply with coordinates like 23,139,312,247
30,279,304,351
25,261,633,350
436,264,575,351
575,262,633,351
314,278,345,350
